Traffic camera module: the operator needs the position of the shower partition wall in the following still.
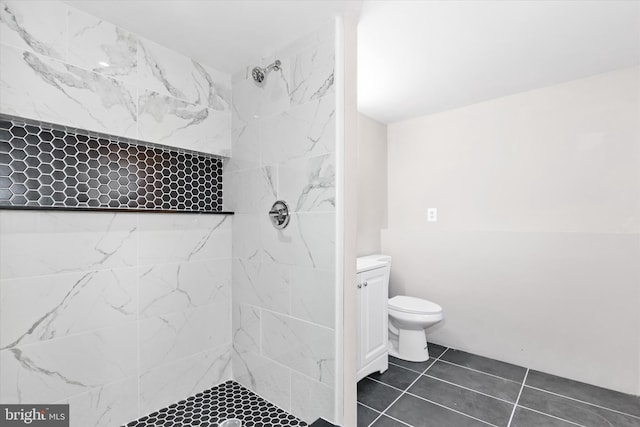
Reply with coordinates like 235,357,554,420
0,1,234,426
0,2,353,426
225,21,341,424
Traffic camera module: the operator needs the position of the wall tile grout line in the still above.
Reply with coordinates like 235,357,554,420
506,368,529,427
367,347,449,427
523,385,640,420
136,213,141,419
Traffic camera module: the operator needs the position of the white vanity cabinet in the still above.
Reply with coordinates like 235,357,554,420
356,256,390,381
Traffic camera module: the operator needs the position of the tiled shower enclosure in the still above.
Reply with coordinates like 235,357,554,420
0,1,341,426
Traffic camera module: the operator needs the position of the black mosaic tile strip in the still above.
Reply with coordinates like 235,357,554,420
125,380,307,427
0,114,225,213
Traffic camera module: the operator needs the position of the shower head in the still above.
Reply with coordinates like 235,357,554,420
251,60,281,86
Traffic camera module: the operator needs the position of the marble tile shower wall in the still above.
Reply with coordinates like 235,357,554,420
0,0,231,156
0,210,233,426
225,23,337,424
0,1,234,426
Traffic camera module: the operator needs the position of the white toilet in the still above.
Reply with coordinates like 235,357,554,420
388,295,444,362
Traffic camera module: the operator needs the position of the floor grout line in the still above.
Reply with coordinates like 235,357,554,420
367,348,449,427
387,360,428,374
361,346,640,427
436,357,640,421
377,413,416,427
422,373,516,405
507,368,529,427
357,401,382,415
436,358,524,384
516,405,586,427
402,391,500,427
523,385,640,420
364,376,406,393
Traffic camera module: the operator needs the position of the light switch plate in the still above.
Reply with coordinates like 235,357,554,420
427,208,437,222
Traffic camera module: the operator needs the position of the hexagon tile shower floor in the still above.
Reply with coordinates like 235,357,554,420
124,381,307,427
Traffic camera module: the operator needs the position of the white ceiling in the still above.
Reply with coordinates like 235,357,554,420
66,1,640,124
358,0,640,123
64,0,362,74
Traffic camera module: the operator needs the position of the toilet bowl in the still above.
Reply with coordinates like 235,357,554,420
388,296,444,362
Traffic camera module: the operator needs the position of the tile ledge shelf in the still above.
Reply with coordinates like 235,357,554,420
0,205,234,215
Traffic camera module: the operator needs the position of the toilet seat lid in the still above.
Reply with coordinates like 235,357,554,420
389,296,442,315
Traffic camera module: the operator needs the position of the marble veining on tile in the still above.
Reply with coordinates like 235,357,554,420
138,90,231,156
0,0,67,60
229,20,337,426
1,2,232,155
261,311,335,387
1,45,138,138
232,254,290,315
138,344,232,417
139,302,230,372
260,93,336,165
291,370,335,424
0,323,137,404
138,38,231,111
223,166,278,214
260,213,335,269
0,267,137,349
137,214,231,265
61,376,138,427
289,266,335,328
279,154,336,212
232,303,261,354
232,346,293,412
289,40,335,106
138,259,231,318
67,7,138,83
0,210,138,280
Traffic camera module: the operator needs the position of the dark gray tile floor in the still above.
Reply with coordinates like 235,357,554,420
357,343,640,427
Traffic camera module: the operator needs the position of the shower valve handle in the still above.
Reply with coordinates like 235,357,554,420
268,200,290,230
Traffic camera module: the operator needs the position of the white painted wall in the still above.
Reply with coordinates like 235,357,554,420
382,66,640,395
357,113,388,256
339,15,360,427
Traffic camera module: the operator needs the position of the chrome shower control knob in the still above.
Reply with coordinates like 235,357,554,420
268,200,290,229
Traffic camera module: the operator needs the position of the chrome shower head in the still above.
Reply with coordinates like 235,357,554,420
251,60,281,86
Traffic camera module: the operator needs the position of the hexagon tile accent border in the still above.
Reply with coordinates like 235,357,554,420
124,381,307,427
0,114,228,213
